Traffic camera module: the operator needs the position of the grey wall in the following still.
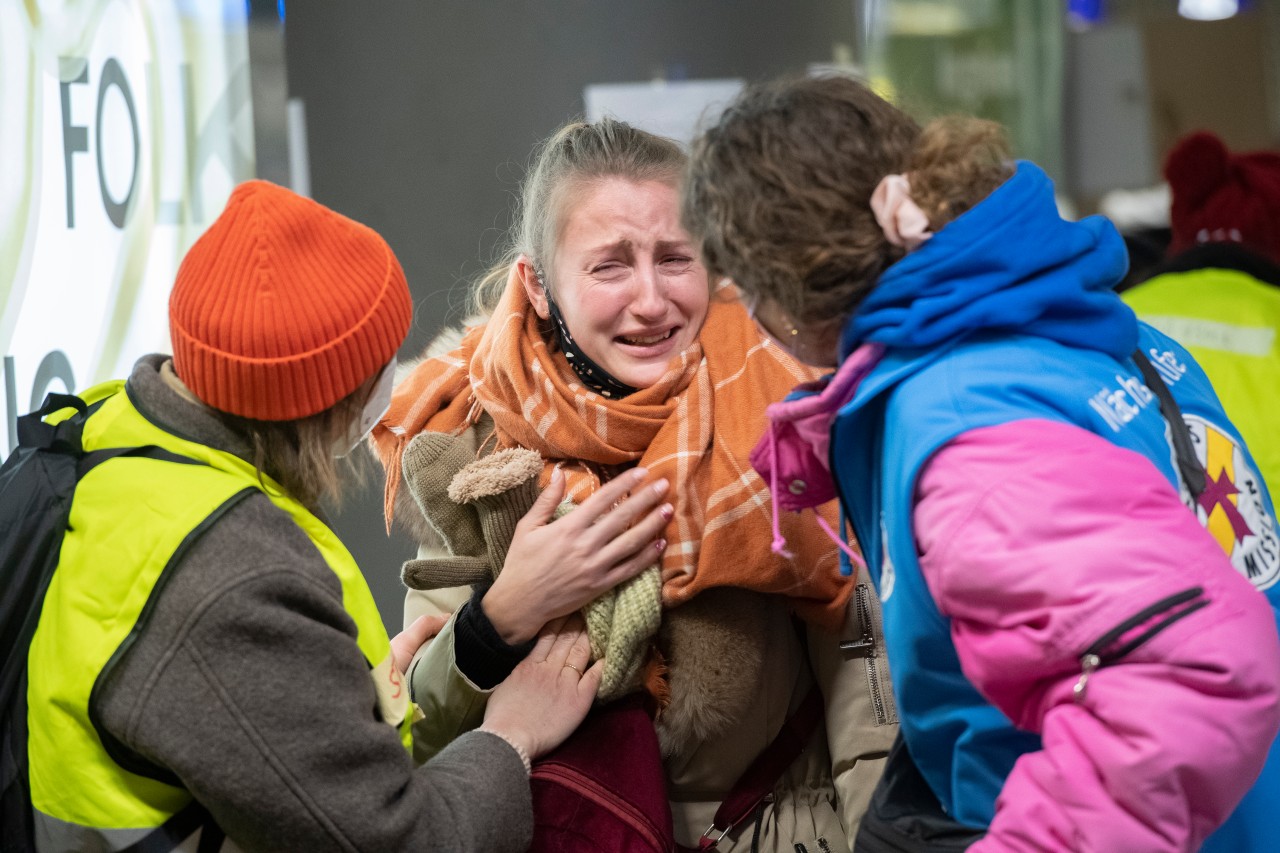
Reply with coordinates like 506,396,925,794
284,2,858,632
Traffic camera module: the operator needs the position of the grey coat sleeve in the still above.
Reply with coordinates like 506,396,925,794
94,496,532,853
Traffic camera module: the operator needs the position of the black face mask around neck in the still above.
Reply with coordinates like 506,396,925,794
539,274,638,400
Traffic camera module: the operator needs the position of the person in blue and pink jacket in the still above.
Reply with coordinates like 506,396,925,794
682,75,1280,852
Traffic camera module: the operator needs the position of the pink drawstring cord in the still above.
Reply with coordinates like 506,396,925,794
765,422,865,569
815,513,867,570
756,342,886,571
766,428,795,559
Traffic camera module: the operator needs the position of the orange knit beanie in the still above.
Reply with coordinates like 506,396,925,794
170,180,412,421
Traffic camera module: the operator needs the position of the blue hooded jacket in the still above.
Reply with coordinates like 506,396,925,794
827,162,1280,849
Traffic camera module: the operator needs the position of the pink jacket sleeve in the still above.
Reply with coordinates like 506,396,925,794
913,418,1280,853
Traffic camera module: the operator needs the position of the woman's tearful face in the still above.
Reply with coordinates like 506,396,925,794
533,178,710,390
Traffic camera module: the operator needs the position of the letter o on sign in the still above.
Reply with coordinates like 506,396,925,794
96,57,140,229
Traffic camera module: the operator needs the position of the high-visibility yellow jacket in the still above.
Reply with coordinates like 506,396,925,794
1124,264,1280,496
26,381,411,851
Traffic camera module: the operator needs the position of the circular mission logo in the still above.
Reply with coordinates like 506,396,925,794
1182,415,1280,591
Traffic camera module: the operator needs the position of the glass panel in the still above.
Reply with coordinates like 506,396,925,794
858,0,1064,179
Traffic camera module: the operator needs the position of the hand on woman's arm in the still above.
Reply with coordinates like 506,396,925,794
482,467,672,644
392,613,449,674
480,616,603,761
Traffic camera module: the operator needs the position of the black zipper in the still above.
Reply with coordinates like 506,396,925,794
1073,586,1209,702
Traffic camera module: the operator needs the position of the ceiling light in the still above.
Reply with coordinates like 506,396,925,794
1178,0,1239,21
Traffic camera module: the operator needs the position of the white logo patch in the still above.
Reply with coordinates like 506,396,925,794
1183,415,1280,591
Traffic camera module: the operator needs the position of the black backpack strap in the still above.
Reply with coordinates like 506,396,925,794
16,393,91,452
15,389,204,479
31,392,88,421
77,445,205,480
1131,349,1207,501
23,390,205,478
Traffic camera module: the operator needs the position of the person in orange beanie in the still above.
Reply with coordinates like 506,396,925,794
19,180,669,852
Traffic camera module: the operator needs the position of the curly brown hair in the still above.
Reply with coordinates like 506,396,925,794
683,75,1013,329
908,115,1015,232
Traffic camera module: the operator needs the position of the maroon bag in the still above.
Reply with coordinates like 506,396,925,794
528,687,824,853
529,695,674,852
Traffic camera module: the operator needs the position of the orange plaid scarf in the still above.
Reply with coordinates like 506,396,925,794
372,274,851,630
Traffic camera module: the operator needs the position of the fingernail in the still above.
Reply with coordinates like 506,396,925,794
660,503,674,520
654,538,667,551
653,479,669,497
632,466,649,482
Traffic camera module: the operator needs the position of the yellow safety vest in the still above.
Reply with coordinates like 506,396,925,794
1124,267,1280,497
26,381,411,850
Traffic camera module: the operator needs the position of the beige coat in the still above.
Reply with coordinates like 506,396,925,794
405,564,897,851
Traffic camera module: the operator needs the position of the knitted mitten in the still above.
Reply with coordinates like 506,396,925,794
399,430,491,590
453,459,664,700
448,448,544,573
447,452,664,701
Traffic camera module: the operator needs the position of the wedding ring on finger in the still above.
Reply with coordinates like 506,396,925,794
563,663,583,676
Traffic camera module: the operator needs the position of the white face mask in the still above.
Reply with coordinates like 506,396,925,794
334,358,397,458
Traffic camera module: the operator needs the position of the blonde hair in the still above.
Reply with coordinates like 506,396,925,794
683,75,1013,327
472,117,688,315
210,375,373,512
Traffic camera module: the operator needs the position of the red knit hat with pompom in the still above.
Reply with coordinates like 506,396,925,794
169,180,412,421
1165,131,1280,266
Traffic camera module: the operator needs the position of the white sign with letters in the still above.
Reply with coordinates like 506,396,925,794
0,0,255,451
